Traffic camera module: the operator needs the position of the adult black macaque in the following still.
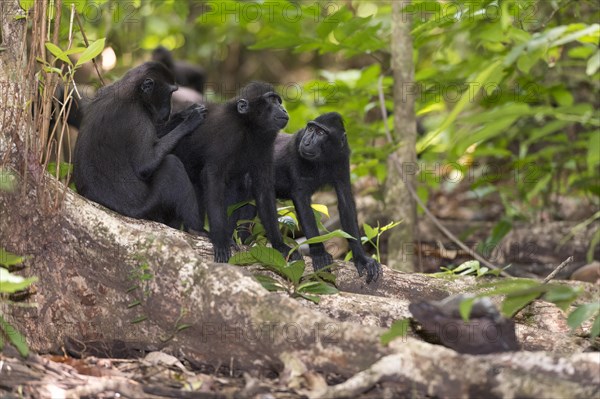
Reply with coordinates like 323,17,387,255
272,112,381,283
152,46,206,94
169,82,300,263
73,62,207,231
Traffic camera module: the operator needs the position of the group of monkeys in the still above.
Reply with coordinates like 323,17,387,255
71,48,381,283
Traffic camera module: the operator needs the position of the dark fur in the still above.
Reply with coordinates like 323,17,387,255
73,61,206,230
152,46,206,94
170,82,299,263
242,112,381,283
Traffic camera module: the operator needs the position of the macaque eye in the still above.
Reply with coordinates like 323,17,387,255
316,129,325,136
307,126,314,133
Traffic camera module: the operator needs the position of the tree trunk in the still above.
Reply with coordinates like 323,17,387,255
385,0,418,272
1,2,599,398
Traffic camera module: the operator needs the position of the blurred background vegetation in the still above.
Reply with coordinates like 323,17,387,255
41,0,599,268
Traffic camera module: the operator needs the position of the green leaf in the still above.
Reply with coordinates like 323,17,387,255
459,297,476,321
297,293,320,304
489,219,512,247
453,260,480,275
587,132,600,176
302,229,354,245
551,87,574,107
46,162,73,180
380,220,402,232
316,12,341,39
227,200,253,217
363,223,378,240
380,319,409,345
543,285,581,311
310,203,329,218
250,246,287,269
552,23,600,47
591,314,600,338
131,316,148,324
0,315,29,357
587,49,600,76
297,281,338,295
64,47,87,56
587,228,600,263
478,278,540,296
19,0,34,12
502,292,541,317
281,260,305,285
278,215,297,231
418,60,503,153
455,115,520,154
127,300,141,308
45,43,71,65
228,251,257,265
0,248,24,267
312,270,337,285
525,173,551,202
76,38,106,67
0,268,37,294
253,274,286,292
567,303,600,330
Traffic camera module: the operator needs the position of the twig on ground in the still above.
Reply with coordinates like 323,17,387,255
543,256,574,283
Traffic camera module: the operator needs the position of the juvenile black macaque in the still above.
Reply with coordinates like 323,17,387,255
73,62,206,231
169,82,300,263
253,112,381,283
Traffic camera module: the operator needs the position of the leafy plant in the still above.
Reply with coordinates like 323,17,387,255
0,249,36,357
456,278,599,339
229,232,353,304
431,260,508,278
353,220,401,263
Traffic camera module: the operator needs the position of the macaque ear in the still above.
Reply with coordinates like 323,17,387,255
237,99,249,114
141,78,154,94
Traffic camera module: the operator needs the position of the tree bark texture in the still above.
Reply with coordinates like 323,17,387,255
385,0,418,272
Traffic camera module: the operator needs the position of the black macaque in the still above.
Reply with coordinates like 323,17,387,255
239,112,382,283
168,82,300,263
152,46,206,94
73,62,207,231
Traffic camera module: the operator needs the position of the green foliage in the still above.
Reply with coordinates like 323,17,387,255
0,316,29,358
46,162,73,181
431,260,507,278
560,211,600,263
380,319,410,345
568,303,600,338
230,245,339,304
464,278,583,320
0,268,37,293
352,220,401,263
439,270,596,338
0,249,34,357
